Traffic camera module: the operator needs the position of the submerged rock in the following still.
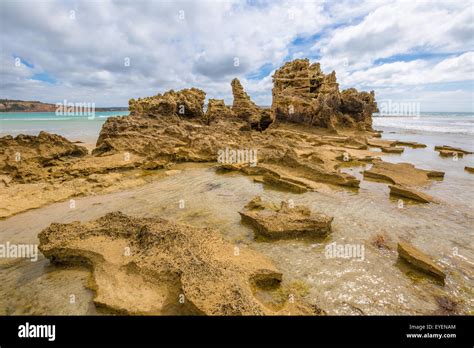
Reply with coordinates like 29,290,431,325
435,145,473,155
38,211,321,315
438,149,463,158
381,146,404,154
239,196,333,240
397,241,446,282
394,141,426,148
464,166,474,174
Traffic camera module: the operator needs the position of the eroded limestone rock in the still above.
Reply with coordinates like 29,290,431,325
439,150,461,158
363,162,444,186
231,78,274,130
129,88,206,119
0,132,88,183
204,99,234,124
38,211,321,315
381,146,404,154
434,145,473,155
389,184,437,203
239,196,333,240
367,138,397,148
394,141,426,148
271,59,377,130
464,166,474,174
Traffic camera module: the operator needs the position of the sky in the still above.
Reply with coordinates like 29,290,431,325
1,0,473,112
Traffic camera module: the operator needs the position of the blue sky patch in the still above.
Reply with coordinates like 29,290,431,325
246,62,274,80
32,72,56,84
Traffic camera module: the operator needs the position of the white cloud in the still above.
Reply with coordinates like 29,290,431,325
316,0,473,71
341,52,474,87
0,0,472,111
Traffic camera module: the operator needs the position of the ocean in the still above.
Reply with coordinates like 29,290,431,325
372,112,474,172
0,111,130,144
373,112,474,135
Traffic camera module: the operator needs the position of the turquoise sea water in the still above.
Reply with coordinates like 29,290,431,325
0,111,129,143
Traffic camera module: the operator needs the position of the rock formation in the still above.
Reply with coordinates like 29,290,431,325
1,58,451,217
435,145,473,159
38,211,322,315
95,86,364,192
0,131,88,183
271,59,377,130
363,162,444,186
381,146,404,154
397,241,446,282
434,145,473,155
129,88,206,119
204,99,233,124
0,132,154,218
367,139,418,153
389,184,437,203
231,78,274,130
239,196,333,240
438,149,463,158
3,57,468,315
394,141,426,148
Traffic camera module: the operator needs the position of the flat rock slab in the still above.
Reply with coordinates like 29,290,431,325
389,184,437,203
261,172,310,193
363,161,444,186
39,211,319,315
381,146,404,154
240,196,333,240
438,149,463,158
397,242,446,282
369,139,426,149
435,145,473,155
394,141,426,148
368,139,397,148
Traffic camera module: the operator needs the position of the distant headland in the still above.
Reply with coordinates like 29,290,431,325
0,99,128,112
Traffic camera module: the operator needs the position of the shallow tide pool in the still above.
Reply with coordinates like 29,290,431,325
1,129,473,315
